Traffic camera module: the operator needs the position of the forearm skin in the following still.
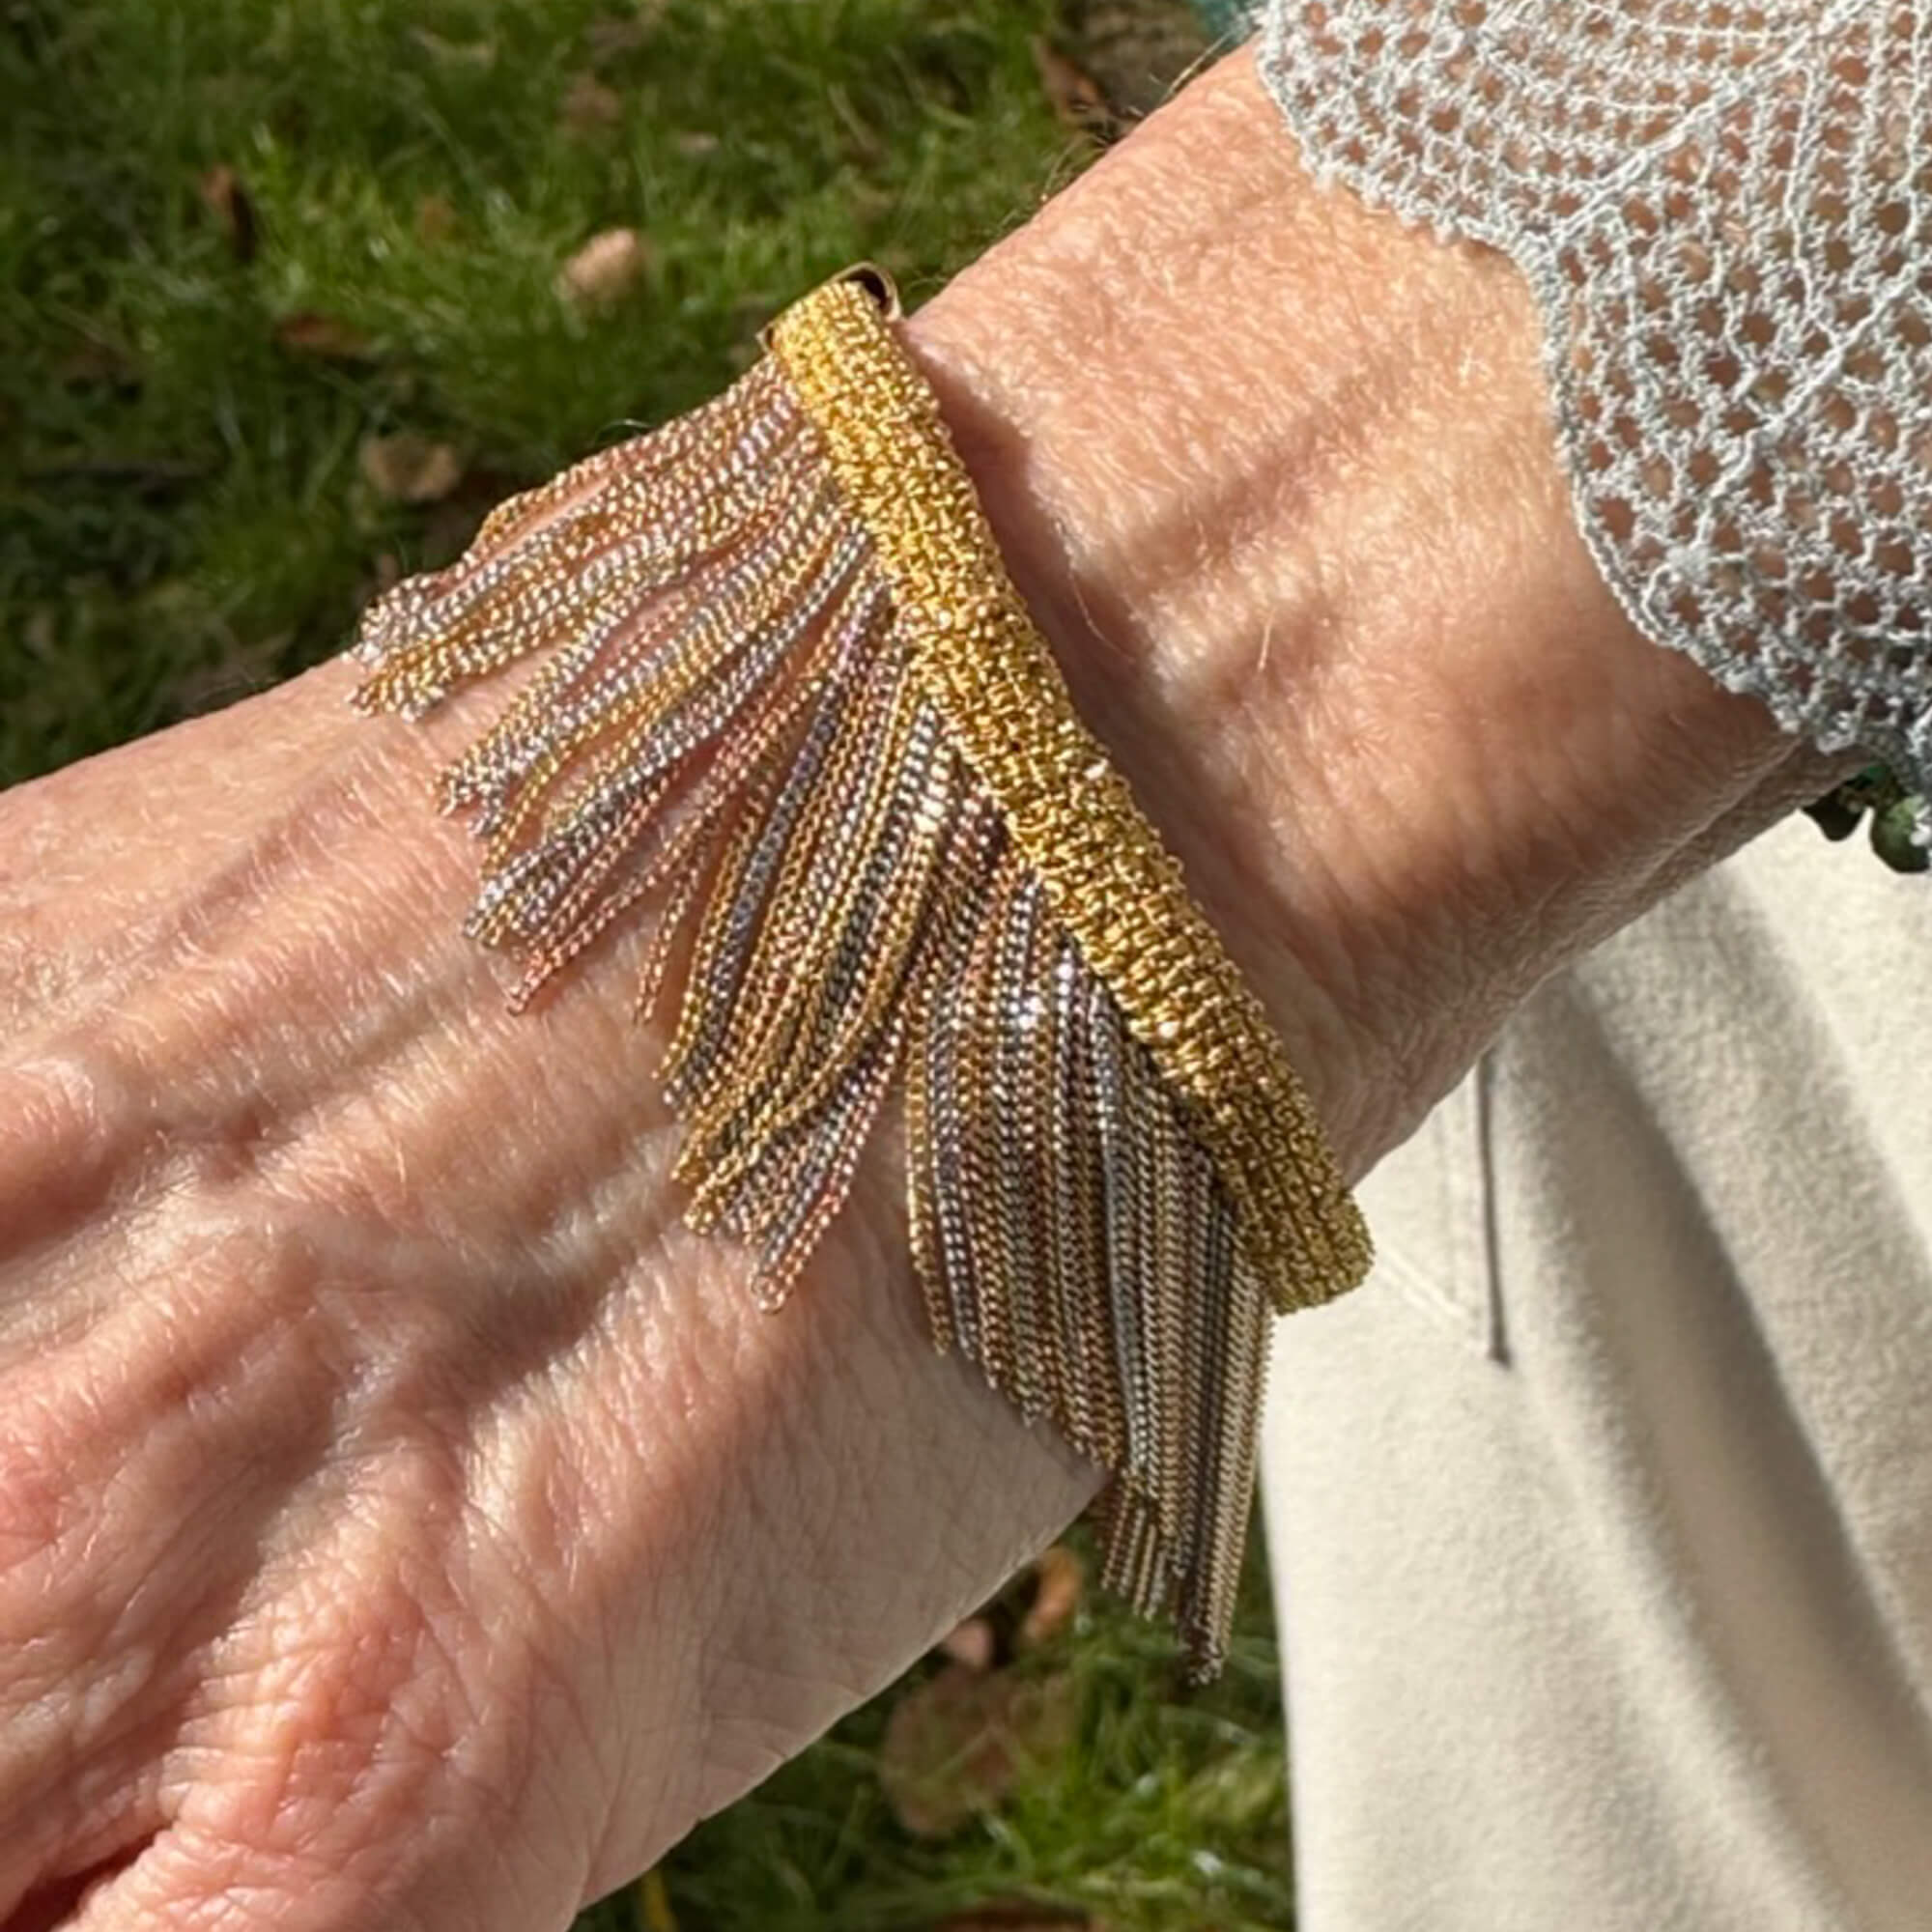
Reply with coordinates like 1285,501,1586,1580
0,42,1860,1928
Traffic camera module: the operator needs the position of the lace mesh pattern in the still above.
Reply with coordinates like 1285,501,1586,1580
1258,0,1932,844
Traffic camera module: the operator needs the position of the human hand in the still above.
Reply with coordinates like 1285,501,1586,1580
0,661,1102,1929
0,40,1859,1930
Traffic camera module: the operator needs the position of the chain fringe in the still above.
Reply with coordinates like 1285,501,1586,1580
350,270,1368,1678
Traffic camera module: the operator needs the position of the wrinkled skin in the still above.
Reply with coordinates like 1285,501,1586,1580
0,662,1098,1929
0,45,1854,1929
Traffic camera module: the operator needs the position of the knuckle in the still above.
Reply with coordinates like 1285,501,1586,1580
0,1051,123,1257
0,1396,80,1576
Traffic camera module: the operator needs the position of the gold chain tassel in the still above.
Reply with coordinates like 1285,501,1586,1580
349,265,1373,1679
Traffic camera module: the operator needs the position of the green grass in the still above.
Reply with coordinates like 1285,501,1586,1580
2,0,1094,780
5,2,1295,1925
631,1520,1294,1932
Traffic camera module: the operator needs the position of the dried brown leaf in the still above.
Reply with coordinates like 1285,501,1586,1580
586,5,667,65
1059,0,1210,124
197,164,257,263
359,433,465,505
938,1616,997,1673
561,72,624,136
557,227,651,310
878,1664,1080,1838
1030,36,1118,137
414,194,459,244
274,312,377,361
1019,1545,1085,1649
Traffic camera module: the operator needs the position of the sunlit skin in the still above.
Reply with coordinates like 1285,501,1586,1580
0,44,1855,1930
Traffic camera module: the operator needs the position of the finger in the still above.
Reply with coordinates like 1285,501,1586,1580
0,1794,157,1931
3,1837,148,1932
64,1363,639,1932
71,1596,593,1932
0,1226,341,1893
70,1819,580,1932
68,1820,579,1932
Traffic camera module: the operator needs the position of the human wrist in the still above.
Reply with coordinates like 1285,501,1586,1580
905,42,1843,1177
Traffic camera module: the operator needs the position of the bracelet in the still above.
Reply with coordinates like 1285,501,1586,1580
347,263,1373,1679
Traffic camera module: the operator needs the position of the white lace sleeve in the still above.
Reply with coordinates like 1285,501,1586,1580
1255,0,1932,851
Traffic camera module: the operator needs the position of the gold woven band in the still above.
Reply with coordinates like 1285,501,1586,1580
766,269,1372,1315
